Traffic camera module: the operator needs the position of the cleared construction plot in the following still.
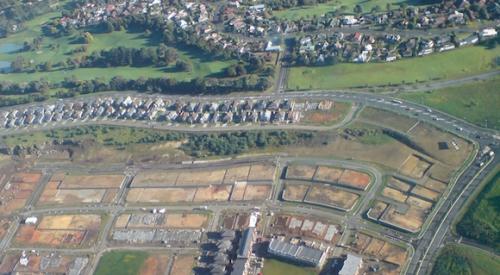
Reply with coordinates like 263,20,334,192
0,218,11,240
269,215,340,243
388,177,413,192
131,163,276,188
422,178,448,193
126,187,197,203
193,185,232,202
170,255,195,275
282,184,309,202
14,214,101,248
0,172,42,215
286,164,372,191
285,165,317,181
411,185,441,202
37,173,124,206
0,252,89,274
314,166,343,184
305,185,360,211
381,187,408,203
243,184,272,201
114,212,209,230
399,154,433,179
349,232,408,274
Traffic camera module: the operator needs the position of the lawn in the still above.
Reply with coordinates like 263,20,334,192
287,45,500,90
94,251,149,275
272,0,409,20
432,244,500,275
400,77,500,130
456,167,500,252
263,259,317,275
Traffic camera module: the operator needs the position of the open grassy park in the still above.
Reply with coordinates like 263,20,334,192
272,0,409,20
287,46,500,90
0,12,233,84
400,77,500,130
432,244,500,275
263,259,317,275
94,251,149,275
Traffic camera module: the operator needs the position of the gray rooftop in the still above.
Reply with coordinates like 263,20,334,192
268,238,325,266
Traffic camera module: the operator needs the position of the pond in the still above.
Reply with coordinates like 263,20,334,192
0,43,22,73
0,43,23,54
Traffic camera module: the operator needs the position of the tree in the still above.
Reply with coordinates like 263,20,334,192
353,5,363,14
176,60,191,72
104,21,114,33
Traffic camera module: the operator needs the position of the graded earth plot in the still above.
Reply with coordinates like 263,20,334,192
111,212,208,246
282,182,360,211
37,173,124,206
399,154,433,179
0,251,89,274
131,162,276,188
170,255,196,275
114,212,209,230
222,212,253,230
14,214,101,248
305,185,360,211
286,164,372,191
346,232,408,275
269,215,340,244
94,251,169,275
0,218,12,239
359,107,419,133
368,200,428,233
369,174,448,232
0,172,42,214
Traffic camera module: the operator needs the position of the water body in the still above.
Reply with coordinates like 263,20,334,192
0,43,22,73
0,43,23,54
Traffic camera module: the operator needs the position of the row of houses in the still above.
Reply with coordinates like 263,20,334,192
291,27,497,65
220,0,498,37
0,97,336,129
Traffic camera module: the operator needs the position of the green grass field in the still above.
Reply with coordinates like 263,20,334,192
273,0,408,20
432,244,500,275
263,259,317,275
456,167,500,252
287,46,500,90
94,251,149,275
400,77,500,130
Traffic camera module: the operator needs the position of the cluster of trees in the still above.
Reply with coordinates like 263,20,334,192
262,0,332,10
456,172,500,252
80,45,181,68
0,0,56,37
183,131,315,156
62,74,271,94
0,79,50,95
431,247,472,275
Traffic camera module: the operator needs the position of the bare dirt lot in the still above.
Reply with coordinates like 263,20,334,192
56,174,124,189
381,187,408,203
176,169,226,186
388,177,413,192
170,255,195,275
305,185,359,211
139,254,169,275
313,166,343,184
0,252,87,274
37,214,101,230
338,170,371,190
193,185,231,202
368,201,388,219
399,154,432,178
126,187,197,203
164,213,209,229
131,171,178,187
422,178,448,193
247,164,276,182
223,166,250,184
230,181,247,201
406,196,434,210
411,185,441,202
286,165,316,181
382,205,426,232
282,184,309,202
0,172,41,215
243,184,272,201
